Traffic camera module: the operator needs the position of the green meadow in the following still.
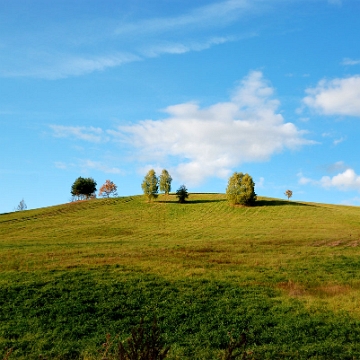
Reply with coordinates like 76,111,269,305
2,194,360,359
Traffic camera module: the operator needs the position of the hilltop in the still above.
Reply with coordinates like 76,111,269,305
1,194,360,359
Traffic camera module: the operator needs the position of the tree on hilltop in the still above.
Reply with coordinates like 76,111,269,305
98,180,118,198
226,172,257,206
71,177,97,200
176,185,189,203
159,169,172,196
285,189,293,201
16,199,27,211
141,169,159,202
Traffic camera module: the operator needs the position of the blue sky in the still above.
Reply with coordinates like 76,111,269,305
1,0,360,213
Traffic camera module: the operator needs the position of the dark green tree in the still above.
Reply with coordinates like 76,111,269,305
159,169,172,196
176,185,189,203
226,172,257,206
141,169,159,202
71,176,97,200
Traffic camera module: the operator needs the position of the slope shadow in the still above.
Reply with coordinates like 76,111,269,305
157,199,226,204
255,199,313,207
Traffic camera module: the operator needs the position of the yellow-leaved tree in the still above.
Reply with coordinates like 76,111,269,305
226,172,257,206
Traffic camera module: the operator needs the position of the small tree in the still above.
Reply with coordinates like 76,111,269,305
176,185,189,203
285,189,293,201
16,199,27,211
98,180,118,198
226,172,257,206
141,169,159,202
159,169,172,196
71,176,97,200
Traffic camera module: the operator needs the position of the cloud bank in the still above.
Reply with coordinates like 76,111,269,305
119,71,311,184
50,72,312,183
303,75,360,116
299,164,360,192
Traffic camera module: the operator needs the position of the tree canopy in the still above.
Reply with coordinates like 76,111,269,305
176,185,189,203
141,169,159,202
71,177,97,200
16,199,27,211
98,180,118,198
285,189,293,201
226,172,257,206
159,169,172,195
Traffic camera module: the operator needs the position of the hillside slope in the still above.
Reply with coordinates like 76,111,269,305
1,194,360,359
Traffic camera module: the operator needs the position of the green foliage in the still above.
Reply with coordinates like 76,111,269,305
175,185,189,203
222,333,248,360
71,176,97,200
226,172,256,206
159,170,172,196
141,170,159,202
102,317,170,360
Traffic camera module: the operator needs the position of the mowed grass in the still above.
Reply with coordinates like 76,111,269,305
1,194,360,359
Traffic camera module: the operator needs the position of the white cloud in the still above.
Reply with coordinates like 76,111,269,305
297,172,313,185
54,158,122,174
320,169,360,191
0,0,261,79
50,125,108,143
342,58,360,66
80,160,122,174
298,167,360,192
326,161,348,173
341,196,360,206
115,0,254,36
333,137,345,145
119,71,312,185
3,53,140,80
328,0,342,5
54,161,68,170
140,36,238,58
257,177,265,188
303,75,360,116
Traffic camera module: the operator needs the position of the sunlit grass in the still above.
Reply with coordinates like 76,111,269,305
2,194,360,358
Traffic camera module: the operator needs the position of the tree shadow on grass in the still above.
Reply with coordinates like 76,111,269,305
255,199,313,207
157,199,226,204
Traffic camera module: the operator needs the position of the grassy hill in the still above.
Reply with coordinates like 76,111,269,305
1,194,360,359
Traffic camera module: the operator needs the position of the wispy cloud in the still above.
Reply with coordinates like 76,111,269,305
3,53,140,80
114,0,254,36
325,161,348,173
79,160,123,174
303,75,360,116
333,137,345,145
328,0,342,5
54,159,122,174
50,125,108,143
0,0,267,79
140,36,240,58
341,58,360,66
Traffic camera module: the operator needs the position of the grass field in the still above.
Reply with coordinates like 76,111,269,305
1,194,360,359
